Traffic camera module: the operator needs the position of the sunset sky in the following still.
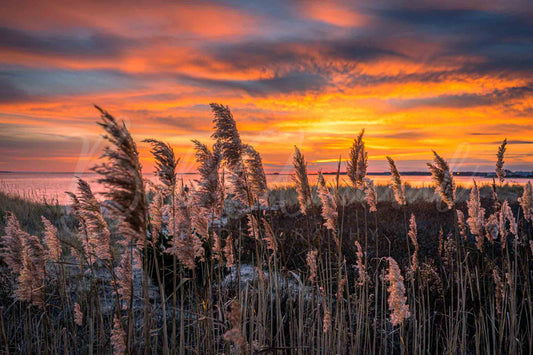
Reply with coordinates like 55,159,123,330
1,0,532,174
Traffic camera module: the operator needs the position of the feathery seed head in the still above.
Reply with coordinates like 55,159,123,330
427,150,455,209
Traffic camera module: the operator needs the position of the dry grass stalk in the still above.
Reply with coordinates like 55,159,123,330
457,210,467,241
387,156,406,205
111,314,127,354
223,235,235,267
91,105,147,248
408,214,419,272
307,250,318,282
76,178,112,261
496,138,507,183
116,251,133,308
242,144,268,204
261,217,277,257
192,140,223,214
292,146,313,215
223,301,245,351
485,213,499,244
317,172,338,232
427,150,455,209
0,212,24,274
41,216,61,262
143,139,179,190
17,233,46,308
165,187,204,269
493,269,504,315
347,129,367,188
211,103,243,170
74,302,83,326
354,241,368,285
362,177,378,212
519,181,532,222
385,257,410,326
467,180,485,252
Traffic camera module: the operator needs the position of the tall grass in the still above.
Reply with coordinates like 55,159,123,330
1,104,533,354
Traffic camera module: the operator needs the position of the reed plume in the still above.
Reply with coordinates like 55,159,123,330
519,181,532,222
427,150,455,209
262,217,277,257
501,200,517,236
116,251,133,308
347,129,367,188
17,234,46,308
242,144,268,204
456,210,467,241
317,172,338,232
484,213,499,244
223,235,235,267
0,212,24,274
466,180,485,251
362,177,378,212
323,306,332,334
111,314,127,354
74,302,83,326
223,301,245,351
143,139,179,190
354,241,368,285
307,250,318,282
293,146,312,215
192,140,223,214
496,138,507,183
41,216,61,263
91,105,148,248
408,214,419,272
493,269,504,315
76,178,112,261
165,187,204,270
210,103,243,170
385,257,410,326
149,190,164,239
386,156,406,205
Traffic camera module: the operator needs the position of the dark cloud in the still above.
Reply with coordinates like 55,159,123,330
389,84,533,109
176,70,330,96
0,26,133,57
205,38,403,74
490,140,533,145
0,77,30,102
376,8,533,74
0,66,141,101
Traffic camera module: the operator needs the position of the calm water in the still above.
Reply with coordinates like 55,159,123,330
1,172,531,205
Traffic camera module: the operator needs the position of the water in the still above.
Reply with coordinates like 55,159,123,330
0,172,531,205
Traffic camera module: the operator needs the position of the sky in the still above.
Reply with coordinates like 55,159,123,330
1,0,533,174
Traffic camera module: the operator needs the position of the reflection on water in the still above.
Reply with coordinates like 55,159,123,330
1,172,531,205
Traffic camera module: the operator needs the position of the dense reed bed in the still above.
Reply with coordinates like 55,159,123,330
1,104,532,354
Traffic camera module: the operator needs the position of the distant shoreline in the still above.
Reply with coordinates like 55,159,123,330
2,170,533,177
